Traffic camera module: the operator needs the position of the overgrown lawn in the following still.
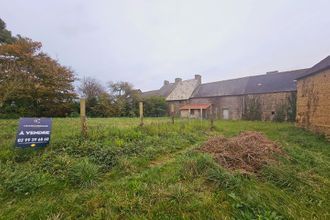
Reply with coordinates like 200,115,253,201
0,118,329,219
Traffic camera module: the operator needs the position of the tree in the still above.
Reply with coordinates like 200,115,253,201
0,18,16,44
0,37,77,117
78,77,114,117
90,92,114,117
143,96,167,117
78,77,105,99
108,81,141,117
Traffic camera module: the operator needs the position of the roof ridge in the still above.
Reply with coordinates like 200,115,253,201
199,68,306,86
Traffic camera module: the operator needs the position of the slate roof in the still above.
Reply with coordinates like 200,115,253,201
142,83,176,98
166,79,200,101
191,77,249,97
244,69,308,94
141,56,330,99
296,56,330,80
192,69,308,98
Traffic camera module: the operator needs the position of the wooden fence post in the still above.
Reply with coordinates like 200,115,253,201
170,104,175,124
80,98,87,137
139,101,144,126
210,105,215,130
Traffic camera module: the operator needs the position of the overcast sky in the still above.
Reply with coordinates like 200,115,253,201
1,0,330,91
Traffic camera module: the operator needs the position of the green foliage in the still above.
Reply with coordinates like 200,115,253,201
0,18,16,44
228,193,284,220
287,92,297,122
0,162,52,196
143,96,167,117
243,96,262,121
273,103,287,122
108,81,142,117
273,92,297,122
207,167,243,190
0,118,329,219
68,159,99,187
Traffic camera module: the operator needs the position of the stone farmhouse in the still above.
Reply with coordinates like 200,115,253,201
142,70,308,120
141,56,330,136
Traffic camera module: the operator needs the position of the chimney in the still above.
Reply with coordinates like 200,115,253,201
175,78,182,83
164,80,169,86
266,70,279,75
195,74,202,84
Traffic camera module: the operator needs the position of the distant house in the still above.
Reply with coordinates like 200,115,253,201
190,69,307,120
296,56,330,137
141,56,329,123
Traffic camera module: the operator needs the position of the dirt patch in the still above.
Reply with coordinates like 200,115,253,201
199,131,285,173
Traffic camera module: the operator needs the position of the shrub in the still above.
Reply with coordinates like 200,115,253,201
143,96,167,117
68,159,99,187
39,154,73,181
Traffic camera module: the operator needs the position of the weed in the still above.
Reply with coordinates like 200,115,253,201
68,158,99,187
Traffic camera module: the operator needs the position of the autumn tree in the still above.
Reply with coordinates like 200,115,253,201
0,37,77,117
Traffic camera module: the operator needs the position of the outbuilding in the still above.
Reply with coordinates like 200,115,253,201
179,103,211,119
296,56,330,138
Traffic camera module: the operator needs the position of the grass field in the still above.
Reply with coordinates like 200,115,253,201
0,118,329,219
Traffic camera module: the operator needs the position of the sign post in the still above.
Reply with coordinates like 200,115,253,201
80,98,87,137
139,101,144,126
15,118,52,148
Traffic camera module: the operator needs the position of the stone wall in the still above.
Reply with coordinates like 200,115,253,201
167,100,189,116
246,92,294,121
296,69,330,137
180,109,203,118
189,92,294,121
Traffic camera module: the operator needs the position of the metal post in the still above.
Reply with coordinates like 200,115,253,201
200,108,203,121
80,98,87,137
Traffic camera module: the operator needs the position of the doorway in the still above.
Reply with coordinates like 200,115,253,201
222,108,229,120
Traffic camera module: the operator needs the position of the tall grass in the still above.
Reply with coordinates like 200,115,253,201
0,118,329,219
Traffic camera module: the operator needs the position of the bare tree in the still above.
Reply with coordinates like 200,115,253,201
78,77,105,99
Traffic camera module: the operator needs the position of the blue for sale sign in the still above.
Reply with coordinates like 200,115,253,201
15,118,52,148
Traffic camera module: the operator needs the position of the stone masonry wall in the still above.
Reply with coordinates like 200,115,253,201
246,92,294,121
189,92,294,121
296,69,330,137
